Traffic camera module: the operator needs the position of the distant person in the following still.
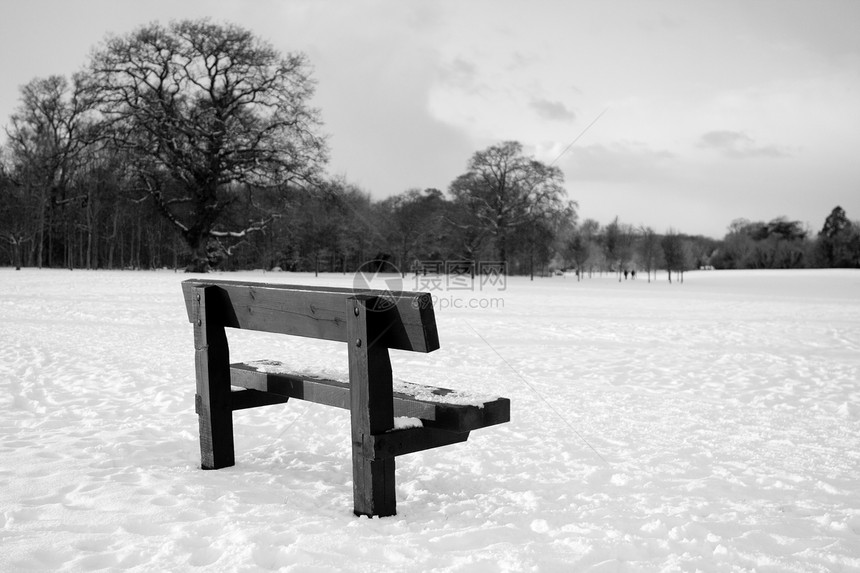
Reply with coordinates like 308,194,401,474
624,270,629,280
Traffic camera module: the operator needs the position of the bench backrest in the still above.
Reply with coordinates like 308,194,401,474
181,279,439,353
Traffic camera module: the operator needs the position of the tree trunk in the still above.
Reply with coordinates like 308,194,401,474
36,188,46,268
78,225,84,269
129,218,135,269
185,236,211,273
185,257,210,273
65,217,73,269
86,193,94,269
107,207,119,269
135,213,142,269
119,227,125,269
529,249,534,281
497,229,507,267
16,241,23,270
184,235,229,273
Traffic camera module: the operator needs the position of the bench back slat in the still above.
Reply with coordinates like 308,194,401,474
181,279,439,353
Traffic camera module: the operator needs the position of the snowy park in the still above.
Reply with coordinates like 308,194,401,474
1,268,859,571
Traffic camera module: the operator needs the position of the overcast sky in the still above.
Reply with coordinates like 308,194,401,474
2,0,858,238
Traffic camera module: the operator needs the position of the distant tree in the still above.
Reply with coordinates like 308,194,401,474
637,226,659,282
617,221,636,277
88,19,328,271
513,201,576,279
4,74,96,268
600,217,635,280
679,239,696,281
661,229,685,283
377,188,447,276
602,217,621,275
259,179,376,275
333,183,376,272
295,188,344,275
0,157,30,269
758,217,807,268
851,223,860,268
684,234,719,269
816,206,858,267
716,218,755,269
566,230,590,280
444,203,489,266
578,218,602,276
766,217,807,241
449,141,571,265
545,204,577,275
820,206,851,237
715,216,808,269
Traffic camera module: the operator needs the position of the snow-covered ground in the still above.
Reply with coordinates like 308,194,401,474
2,268,859,572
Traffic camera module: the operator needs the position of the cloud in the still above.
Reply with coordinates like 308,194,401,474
507,50,539,71
561,141,676,182
438,57,479,89
697,130,790,159
530,98,576,122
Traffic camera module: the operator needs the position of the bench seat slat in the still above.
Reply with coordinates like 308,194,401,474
230,363,510,434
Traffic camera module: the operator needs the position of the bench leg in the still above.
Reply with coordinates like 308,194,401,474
352,454,396,518
193,286,235,470
348,296,396,517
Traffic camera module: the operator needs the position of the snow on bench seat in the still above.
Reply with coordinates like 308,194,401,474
230,360,511,434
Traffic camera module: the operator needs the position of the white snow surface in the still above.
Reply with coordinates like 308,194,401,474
1,268,859,572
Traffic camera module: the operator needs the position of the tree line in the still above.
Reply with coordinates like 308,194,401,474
1,19,859,275
0,20,575,274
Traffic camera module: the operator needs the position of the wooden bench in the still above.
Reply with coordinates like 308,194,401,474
181,279,510,517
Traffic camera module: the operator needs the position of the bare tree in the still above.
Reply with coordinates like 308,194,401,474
565,232,588,280
0,156,30,269
637,225,659,282
661,229,683,283
661,229,695,283
603,217,623,280
377,188,447,276
617,221,636,278
88,19,328,271
4,75,96,268
449,141,570,265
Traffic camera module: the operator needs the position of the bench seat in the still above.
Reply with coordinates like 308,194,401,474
228,362,511,433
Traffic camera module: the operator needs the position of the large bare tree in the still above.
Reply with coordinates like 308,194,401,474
449,141,571,264
88,19,328,271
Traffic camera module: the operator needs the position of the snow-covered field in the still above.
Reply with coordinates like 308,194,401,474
2,268,859,572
